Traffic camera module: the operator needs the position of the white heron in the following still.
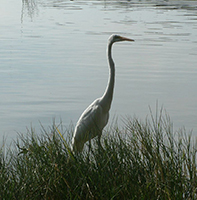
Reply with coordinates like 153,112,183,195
71,34,134,152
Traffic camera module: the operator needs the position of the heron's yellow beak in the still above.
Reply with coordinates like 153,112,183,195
120,36,134,42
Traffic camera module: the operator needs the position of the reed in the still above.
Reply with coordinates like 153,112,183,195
0,110,197,199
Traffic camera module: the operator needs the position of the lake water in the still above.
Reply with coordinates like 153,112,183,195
0,0,197,144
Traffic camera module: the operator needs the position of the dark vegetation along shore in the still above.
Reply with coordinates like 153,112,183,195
0,109,197,199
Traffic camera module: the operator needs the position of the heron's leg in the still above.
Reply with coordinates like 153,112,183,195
88,138,91,154
88,132,91,159
97,132,103,151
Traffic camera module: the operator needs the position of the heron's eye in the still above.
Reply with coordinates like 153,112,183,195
114,35,121,41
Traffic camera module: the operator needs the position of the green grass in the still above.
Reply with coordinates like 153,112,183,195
0,110,197,199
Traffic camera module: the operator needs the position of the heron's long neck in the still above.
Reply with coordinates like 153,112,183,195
100,42,115,112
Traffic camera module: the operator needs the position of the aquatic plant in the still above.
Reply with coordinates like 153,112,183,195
0,111,197,199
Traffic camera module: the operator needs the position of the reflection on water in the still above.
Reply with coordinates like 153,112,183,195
21,0,38,22
21,0,197,12
0,0,197,144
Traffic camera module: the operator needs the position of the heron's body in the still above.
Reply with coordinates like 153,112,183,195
72,34,134,152
72,98,109,152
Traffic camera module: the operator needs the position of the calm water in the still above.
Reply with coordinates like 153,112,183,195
0,0,197,143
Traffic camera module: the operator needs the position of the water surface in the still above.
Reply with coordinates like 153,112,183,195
0,0,197,143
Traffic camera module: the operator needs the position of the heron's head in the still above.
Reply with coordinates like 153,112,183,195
109,34,134,44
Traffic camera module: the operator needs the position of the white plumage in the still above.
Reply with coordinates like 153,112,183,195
72,34,134,152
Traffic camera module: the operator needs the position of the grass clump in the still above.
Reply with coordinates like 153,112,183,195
0,111,197,199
